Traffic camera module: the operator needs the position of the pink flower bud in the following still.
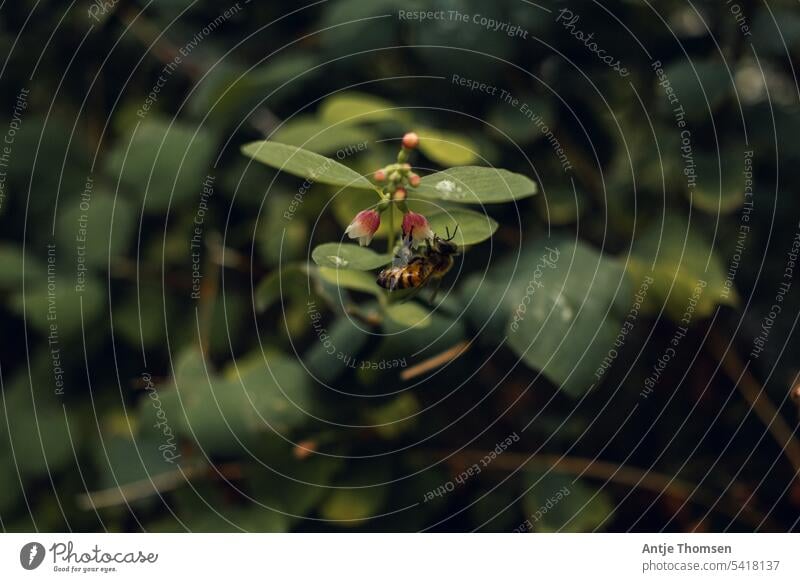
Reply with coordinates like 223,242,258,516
374,169,387,182
402,132,419,149
401,211,433,245
345,209,381,246
409,173,421,187
394,187,407,201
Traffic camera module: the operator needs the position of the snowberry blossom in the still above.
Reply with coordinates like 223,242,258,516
402,211,434,245
402,132,419,149
345,209,381,246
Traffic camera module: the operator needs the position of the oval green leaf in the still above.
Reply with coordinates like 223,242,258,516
317,266,382,296
384,302,431,329
426,209,498,245
417,127,479,166
271,116,374,156
319,91,404,125
241,140,374,190
415,166,537,203
312,242,391,270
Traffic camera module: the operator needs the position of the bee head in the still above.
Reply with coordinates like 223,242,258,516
434,224,460,254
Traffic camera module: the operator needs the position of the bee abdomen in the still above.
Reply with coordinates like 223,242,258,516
377,267,412,290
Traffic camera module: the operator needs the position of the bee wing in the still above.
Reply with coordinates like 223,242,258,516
392,235,415,267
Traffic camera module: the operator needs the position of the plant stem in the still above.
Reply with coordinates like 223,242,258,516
387,200,396,255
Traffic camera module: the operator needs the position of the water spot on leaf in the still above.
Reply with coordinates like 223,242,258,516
327,255,349,268
435,179,463,199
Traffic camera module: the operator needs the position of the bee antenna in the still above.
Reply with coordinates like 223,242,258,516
445,224,459,242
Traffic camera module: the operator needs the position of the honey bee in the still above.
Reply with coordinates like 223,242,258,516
377,227,460,293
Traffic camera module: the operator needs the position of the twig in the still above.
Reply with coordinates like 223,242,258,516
76,462,242,510
425,450,770,529
707,329,800,476
401,340,470,380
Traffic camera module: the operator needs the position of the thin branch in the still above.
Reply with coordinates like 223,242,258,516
707,329,800,476
77,462,242,510
401,340,470,380
424,449,771,529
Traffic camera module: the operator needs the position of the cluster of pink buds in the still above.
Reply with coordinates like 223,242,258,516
372,132,422,202
344,132,432,248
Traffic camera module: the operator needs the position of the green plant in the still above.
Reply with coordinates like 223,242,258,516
242,130,537,327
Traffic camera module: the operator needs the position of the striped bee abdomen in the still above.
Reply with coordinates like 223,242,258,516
376,260,432,290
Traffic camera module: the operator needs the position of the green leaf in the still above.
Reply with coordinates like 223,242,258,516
523,470,613,532
145,350,313,455
426,208,498,245
312,242,391,270
271,116,374,156
415,166,537,204
464,239,631,396
188,54,318,130
93,434,179,492
320,483,388,525
241,141,374,190
0,245,46,290
660,61,730,122
255,264,309,313
304,316,370,383
104,118,216,213
56,191,135,268
317,266,382,296
0,377,77,479
417,127,479,166
363,393,420,439
319,91,403,125
627,215,737,321
507,241,631,396
384,302,431,329
537,187,586,225
689,152,746,214
10,273,105,337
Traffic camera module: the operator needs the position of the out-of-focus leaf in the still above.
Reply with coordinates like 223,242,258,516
0,245,45,289
417,127,479,166
9,273,105,337
92,434,179,492
523,470,612,532
56,191,134,268
627,214,737,321
416,167,537,203
320,476,388,525
316,266,382,296
660,61,730,121
384,302,431,329
312,242,391,270
506,241,632,396
0,379,77,479
537,187,586,225
319,92,404,125
272,116,374,156
304,315,370,383
751,9,800,56
363,393,420,439
241,141,374,190
189,54,318,129
426,208,498,245
144,349,313,455
255,264,309,313
487,95,554,144
690,152,746,214
104,118,216,213
257,193,308,266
